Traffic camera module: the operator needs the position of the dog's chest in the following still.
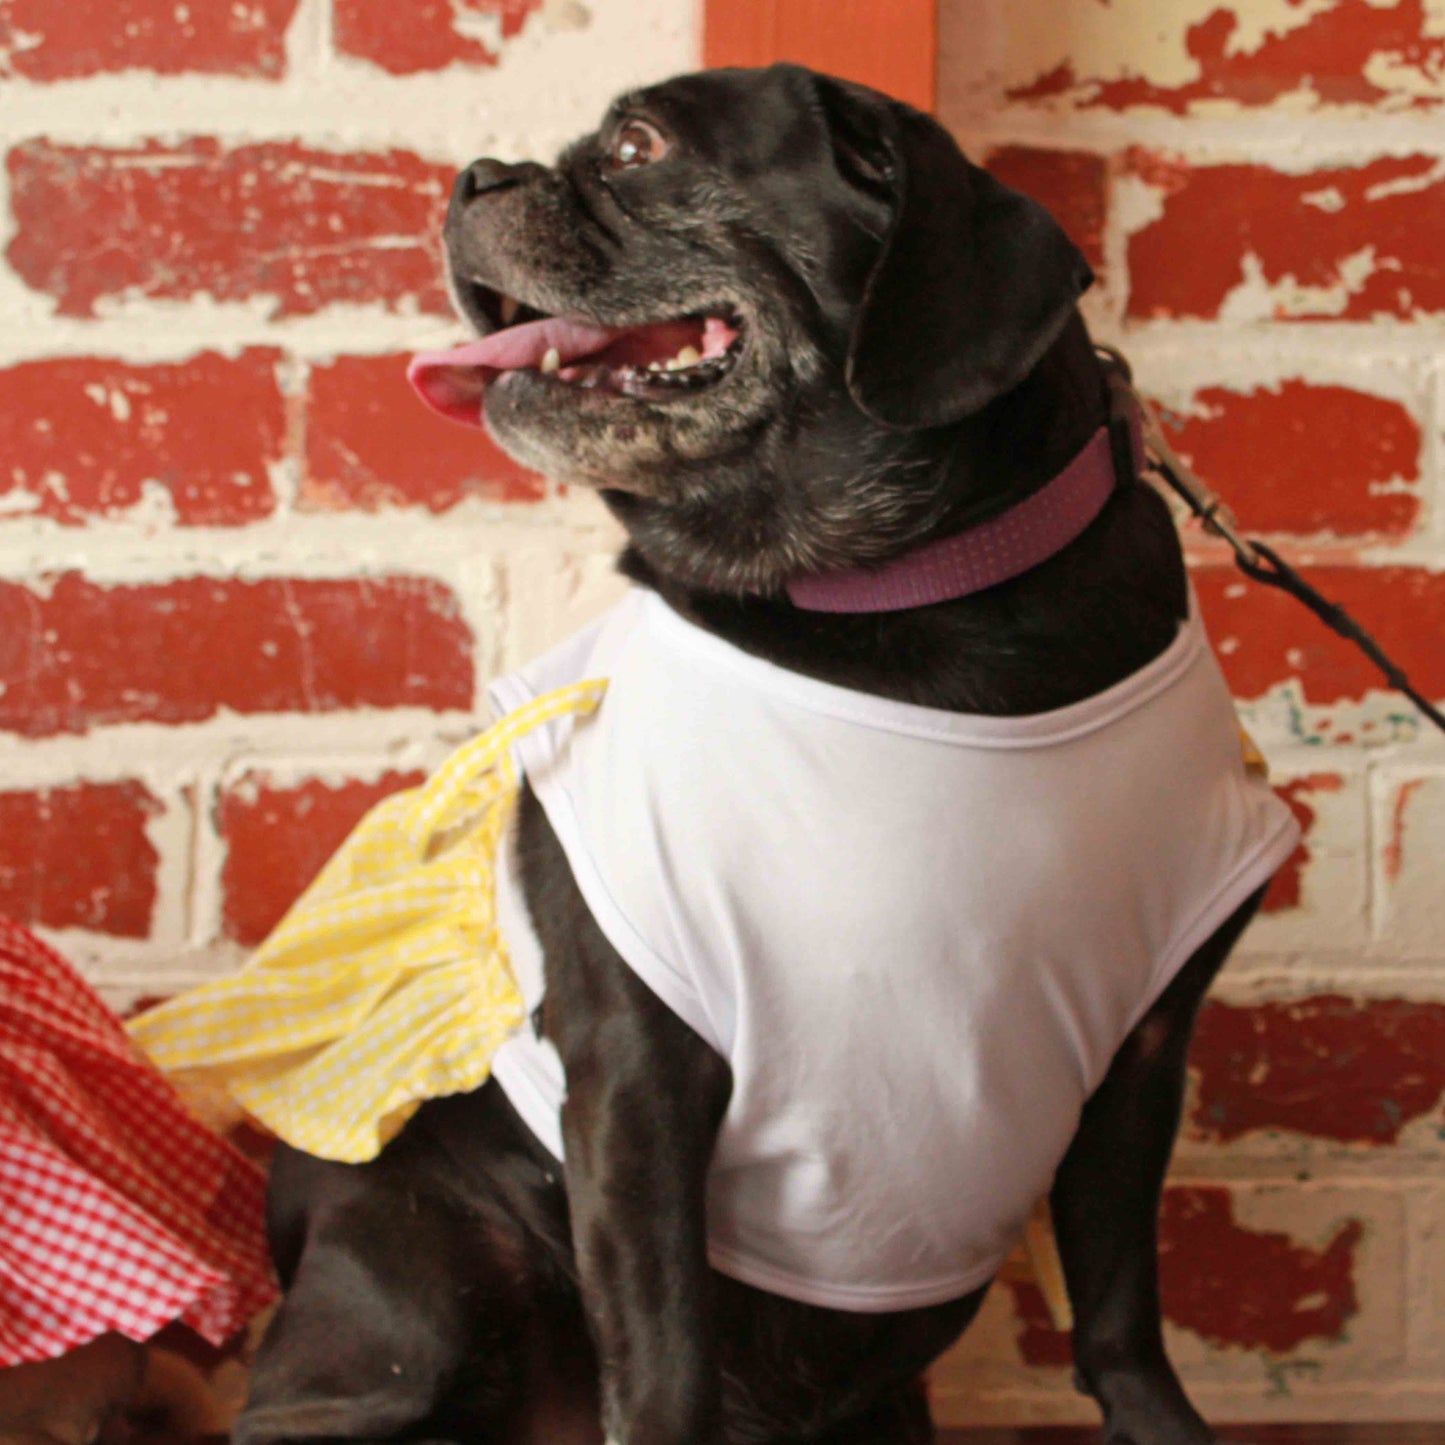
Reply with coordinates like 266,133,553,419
485,586,1298,1312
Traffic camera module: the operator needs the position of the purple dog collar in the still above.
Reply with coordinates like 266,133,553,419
786,405,1145,614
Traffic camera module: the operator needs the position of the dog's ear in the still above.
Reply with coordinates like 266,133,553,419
834,93,1094,431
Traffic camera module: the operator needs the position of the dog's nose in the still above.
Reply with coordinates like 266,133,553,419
453,158,525,207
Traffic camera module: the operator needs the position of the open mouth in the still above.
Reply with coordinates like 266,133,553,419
409,282,744,429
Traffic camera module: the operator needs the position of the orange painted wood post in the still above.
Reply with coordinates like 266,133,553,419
703,0,937,112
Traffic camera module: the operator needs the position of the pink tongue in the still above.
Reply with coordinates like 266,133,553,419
408,316,624,427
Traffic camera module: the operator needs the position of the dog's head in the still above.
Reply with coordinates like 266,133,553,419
412,64,1094,594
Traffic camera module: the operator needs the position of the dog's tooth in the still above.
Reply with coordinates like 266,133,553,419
500,295,519,325
675,345,702,368
540,347,561,375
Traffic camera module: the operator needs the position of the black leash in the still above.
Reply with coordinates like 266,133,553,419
1097,346,1445,740
1232,542,1445,736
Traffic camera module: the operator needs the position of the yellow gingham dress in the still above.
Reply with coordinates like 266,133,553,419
128,680,606,1164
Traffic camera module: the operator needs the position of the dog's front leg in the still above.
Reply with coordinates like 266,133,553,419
553,963,732,1445
1049,887,1266,1445
520,793,733,1445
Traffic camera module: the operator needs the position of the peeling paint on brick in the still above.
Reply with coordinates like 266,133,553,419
1156,382,1422,538
1004,0,1445,113
0,574,475,736
6,140,453,319
334,0,546,73
0,352,284,526
0,0,302,80
1262,774,1344,913
1126,153,1445,321
1189,996,1445,1144
1194,565,1445,705
1009,1184,1364,1362
1159,1187,1362,1353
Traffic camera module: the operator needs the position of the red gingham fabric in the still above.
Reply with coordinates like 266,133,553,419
0,915,277,1366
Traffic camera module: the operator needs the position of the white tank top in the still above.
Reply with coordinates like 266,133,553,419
487,589,1299,1313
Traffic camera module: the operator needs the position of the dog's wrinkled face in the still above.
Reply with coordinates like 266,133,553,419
438,67,887,484
415,65,1092,594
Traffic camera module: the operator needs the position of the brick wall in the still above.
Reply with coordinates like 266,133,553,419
0,0,689,994
936,0,1445,1425
2,0,1442,1430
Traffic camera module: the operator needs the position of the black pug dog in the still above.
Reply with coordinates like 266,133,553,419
236,65,1280,1445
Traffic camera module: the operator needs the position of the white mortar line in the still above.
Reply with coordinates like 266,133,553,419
271,351,307,514
0,1,701,156
0,709,487,783
0,509,624,578
0,81,1439,160
5,308,1445,367
284,0,330,82
5,524,1435,583
1215,960,1445,996
186,760,228,951
145,775,196,949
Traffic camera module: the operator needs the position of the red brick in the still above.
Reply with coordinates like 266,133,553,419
303,354,544,511
6,141,452,320
1194,565,1445,705
1126,153,1445,321
0,781,160,936
1160,1187,1362,1352
1008,0,1445,113
1157,381,1421,538
0,574,474,738
985,146,1107,275
0,0,300,80
1263,773,1344,914
0,352,283,527
1010,1184,1362,1363
334,0,542,74
219,769,425,946
1190,996,1445,1146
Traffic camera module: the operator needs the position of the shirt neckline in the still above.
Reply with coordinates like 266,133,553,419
638,589,1206,751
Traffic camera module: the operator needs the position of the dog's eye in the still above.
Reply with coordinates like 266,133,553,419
607,119,669,171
